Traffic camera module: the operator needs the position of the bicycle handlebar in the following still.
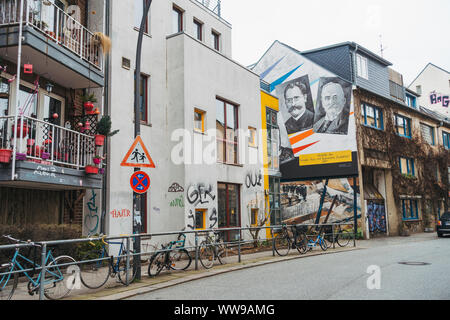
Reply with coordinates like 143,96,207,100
2,234,40,247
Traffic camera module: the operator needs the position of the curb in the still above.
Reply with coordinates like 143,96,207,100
73,246,362,300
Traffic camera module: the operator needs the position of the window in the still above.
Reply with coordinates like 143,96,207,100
194,108,205,133
420,123,435,146
269,177,281,226
416,85,422,95
402,199,418,220
443,131,450,150
356,54,368,80
0,78,10,117
43,95,62,126
251,208,259,226
248,127,257,147
212,30,220,51
389,80,404,101
399,157,415,177
266,108,279,170
193,18,203,41
394,114,412,138
18,85,38,117
405,94,417,108
195,209,207,230
135,74,149,123
216,98,238,164
172,6,183,33
134,0,149,33
361,103,383,129
218,183,241,241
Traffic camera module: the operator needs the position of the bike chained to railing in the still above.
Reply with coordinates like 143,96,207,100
0,223,356,300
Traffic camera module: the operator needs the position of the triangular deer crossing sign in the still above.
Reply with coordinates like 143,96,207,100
121,136,155,168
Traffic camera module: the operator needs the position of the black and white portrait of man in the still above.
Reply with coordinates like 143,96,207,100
281,75,314,135
313,78,352,135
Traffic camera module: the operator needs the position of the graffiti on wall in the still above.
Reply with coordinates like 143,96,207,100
367,201,386,233
110,209,131,218
170,195,185,208
186,183,216,206
281,179,361,228
430,91,449,108
245,171,263,189
84,190,100,236
168,182,184,193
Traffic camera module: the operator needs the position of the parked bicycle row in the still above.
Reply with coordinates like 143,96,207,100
0,223,355,300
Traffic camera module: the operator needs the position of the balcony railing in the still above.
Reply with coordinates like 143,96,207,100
0,115,95,170
195,0,221,17
0,0,103,71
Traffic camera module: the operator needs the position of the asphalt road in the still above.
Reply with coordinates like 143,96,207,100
128,236,450,300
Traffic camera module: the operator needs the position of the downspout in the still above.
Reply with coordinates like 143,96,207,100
101,0,111,234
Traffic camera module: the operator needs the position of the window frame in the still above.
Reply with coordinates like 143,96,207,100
402,199,419,221
399,156,415,177
266,107,280,171
248,126,257,148
356,54,368,80
443,131,450,150
195,209,207,230
212,30,220,51
193,18,203,41
361,102,384,130
216,98,239,165
172,6,184,33
135,73,149,124
194,108,206,133
269,177,281,226
218,182,241,242
394,114,412,139
420,123,435,146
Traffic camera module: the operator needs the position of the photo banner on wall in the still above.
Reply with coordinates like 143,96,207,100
254,41,359,181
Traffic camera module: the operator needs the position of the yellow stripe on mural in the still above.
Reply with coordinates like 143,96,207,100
299,150,352,166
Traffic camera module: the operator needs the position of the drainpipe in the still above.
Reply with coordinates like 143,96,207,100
11,0,25,181
101,0,111,235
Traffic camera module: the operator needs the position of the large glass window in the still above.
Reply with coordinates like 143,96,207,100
216,98,238,164
361,103,383,130
218,182,241,241
420,123,435,146
43,95,62,126
399,156,415,177
443,131,450,150
266,108,279,170
356,54,368,79
269,177,281,226
394,114,412,138
18,85,38,117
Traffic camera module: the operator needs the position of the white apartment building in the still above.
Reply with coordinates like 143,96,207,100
104,0,265,242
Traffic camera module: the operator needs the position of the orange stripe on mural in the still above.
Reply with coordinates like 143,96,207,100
289,129,314,145
292,141,319,154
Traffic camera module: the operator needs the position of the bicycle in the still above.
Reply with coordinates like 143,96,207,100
272,224,308,256
148,233,191,277
79,235,137,289
0,235,77,300
198,230,227,269
301,229,328,251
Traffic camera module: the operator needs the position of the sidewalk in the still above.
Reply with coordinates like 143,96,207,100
11,232,438,300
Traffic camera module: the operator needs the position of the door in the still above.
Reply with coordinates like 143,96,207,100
367,200,387,234
218,182,241,242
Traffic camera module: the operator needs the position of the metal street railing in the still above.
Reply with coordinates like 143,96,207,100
0,222,356,300
0,0,103,70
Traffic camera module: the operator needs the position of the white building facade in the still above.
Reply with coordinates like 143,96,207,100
103,0,265,242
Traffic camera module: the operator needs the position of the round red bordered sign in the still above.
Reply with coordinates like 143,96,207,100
130,171,150,194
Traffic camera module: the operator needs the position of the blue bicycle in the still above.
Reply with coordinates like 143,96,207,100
0,235,77,300
79,235,137,289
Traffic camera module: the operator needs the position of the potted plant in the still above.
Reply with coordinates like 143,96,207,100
93,155,102,165
85,164,99,175
95,115,119,146
0,148,12,164
81,93,97,113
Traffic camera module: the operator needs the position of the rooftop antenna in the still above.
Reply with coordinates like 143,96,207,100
379,34,387,58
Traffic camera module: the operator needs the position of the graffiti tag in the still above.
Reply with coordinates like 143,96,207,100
186,184,215,206
84,190,99,236
110,209,131,218
430,91,449,108
209,208,218,229
33,165,57,179
170,195,185,208
245,172,262,188
168,182,184,193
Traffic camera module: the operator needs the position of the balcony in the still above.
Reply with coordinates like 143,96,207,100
0,114,102,190
0,0,104,88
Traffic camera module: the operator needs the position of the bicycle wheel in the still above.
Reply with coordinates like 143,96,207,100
117,250,137,285
216,240,228,265
295,232,308,254
44,255,77,300
169,248,191,271
148,252,166,277
79,251,111,289
321,232,333,249
0,264,18,300
273,232,291,256
199,242,214,269
336,227,352,247
319,237,328,251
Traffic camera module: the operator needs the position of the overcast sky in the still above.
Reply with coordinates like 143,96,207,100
221,0,450,86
